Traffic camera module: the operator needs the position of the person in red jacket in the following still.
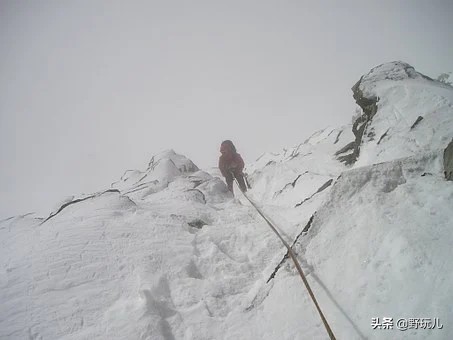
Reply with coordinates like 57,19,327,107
218,140,247,194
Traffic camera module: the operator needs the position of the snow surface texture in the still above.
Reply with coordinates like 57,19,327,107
1,62,452,339
352,61,453,166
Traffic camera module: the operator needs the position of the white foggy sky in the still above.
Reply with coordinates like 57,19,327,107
1,0,452,218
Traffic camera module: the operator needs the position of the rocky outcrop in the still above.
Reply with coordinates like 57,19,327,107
444,139,453,181
410,116,424,130
266,214,315,283
147,149,199,174
337,77,379,165
112,150,200,191
294,179,333,207
273,172,308,198
188,219,207,229
336,61,435,165
41,189,125,224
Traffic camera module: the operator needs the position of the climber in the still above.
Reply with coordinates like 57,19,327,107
218,140,247,194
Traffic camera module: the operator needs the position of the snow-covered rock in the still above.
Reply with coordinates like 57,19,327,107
444,138,453,180
338,61,453,166
111,149,199,192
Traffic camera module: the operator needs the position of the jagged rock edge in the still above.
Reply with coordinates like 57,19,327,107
266,215,315,283
273,172,308,198
294,179,334,207
40,189,124,225
410,116,424,130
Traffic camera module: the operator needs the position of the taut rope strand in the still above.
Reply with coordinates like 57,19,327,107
233,176,336,340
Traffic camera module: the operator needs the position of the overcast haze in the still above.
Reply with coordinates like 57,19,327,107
1,0,452,218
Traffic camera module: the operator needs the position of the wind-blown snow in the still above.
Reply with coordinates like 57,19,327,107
1,62,452,339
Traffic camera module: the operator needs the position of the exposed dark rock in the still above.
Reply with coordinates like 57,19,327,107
137,173,149,183
41,189,122,225
295,179,333,207
265,160,276,167
179,162,199,173
266,253,289,284
343,78,379,165
316,179,334,194
266,214,315,283
288,152,299,160
41,189,112,224
104,189,121,194
336,85,379,164
410,116,424,130
291,173,304,187
286,144,303,160
41,197,92,224
302,214,315,233
377,128,390,145
188,219,207,229
147,155,157,170
273,172,308,198
185,189,207,204
335,142,355,156
367,128,376,141
334,130,343,144
444,139,453,181
336,61,431,165
273,183,292,198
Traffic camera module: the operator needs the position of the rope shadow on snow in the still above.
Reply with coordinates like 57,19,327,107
308,271,367,340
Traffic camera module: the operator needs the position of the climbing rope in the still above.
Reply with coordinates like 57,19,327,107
232,175,337,340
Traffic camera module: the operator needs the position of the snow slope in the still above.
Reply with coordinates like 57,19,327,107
1,62,452,339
